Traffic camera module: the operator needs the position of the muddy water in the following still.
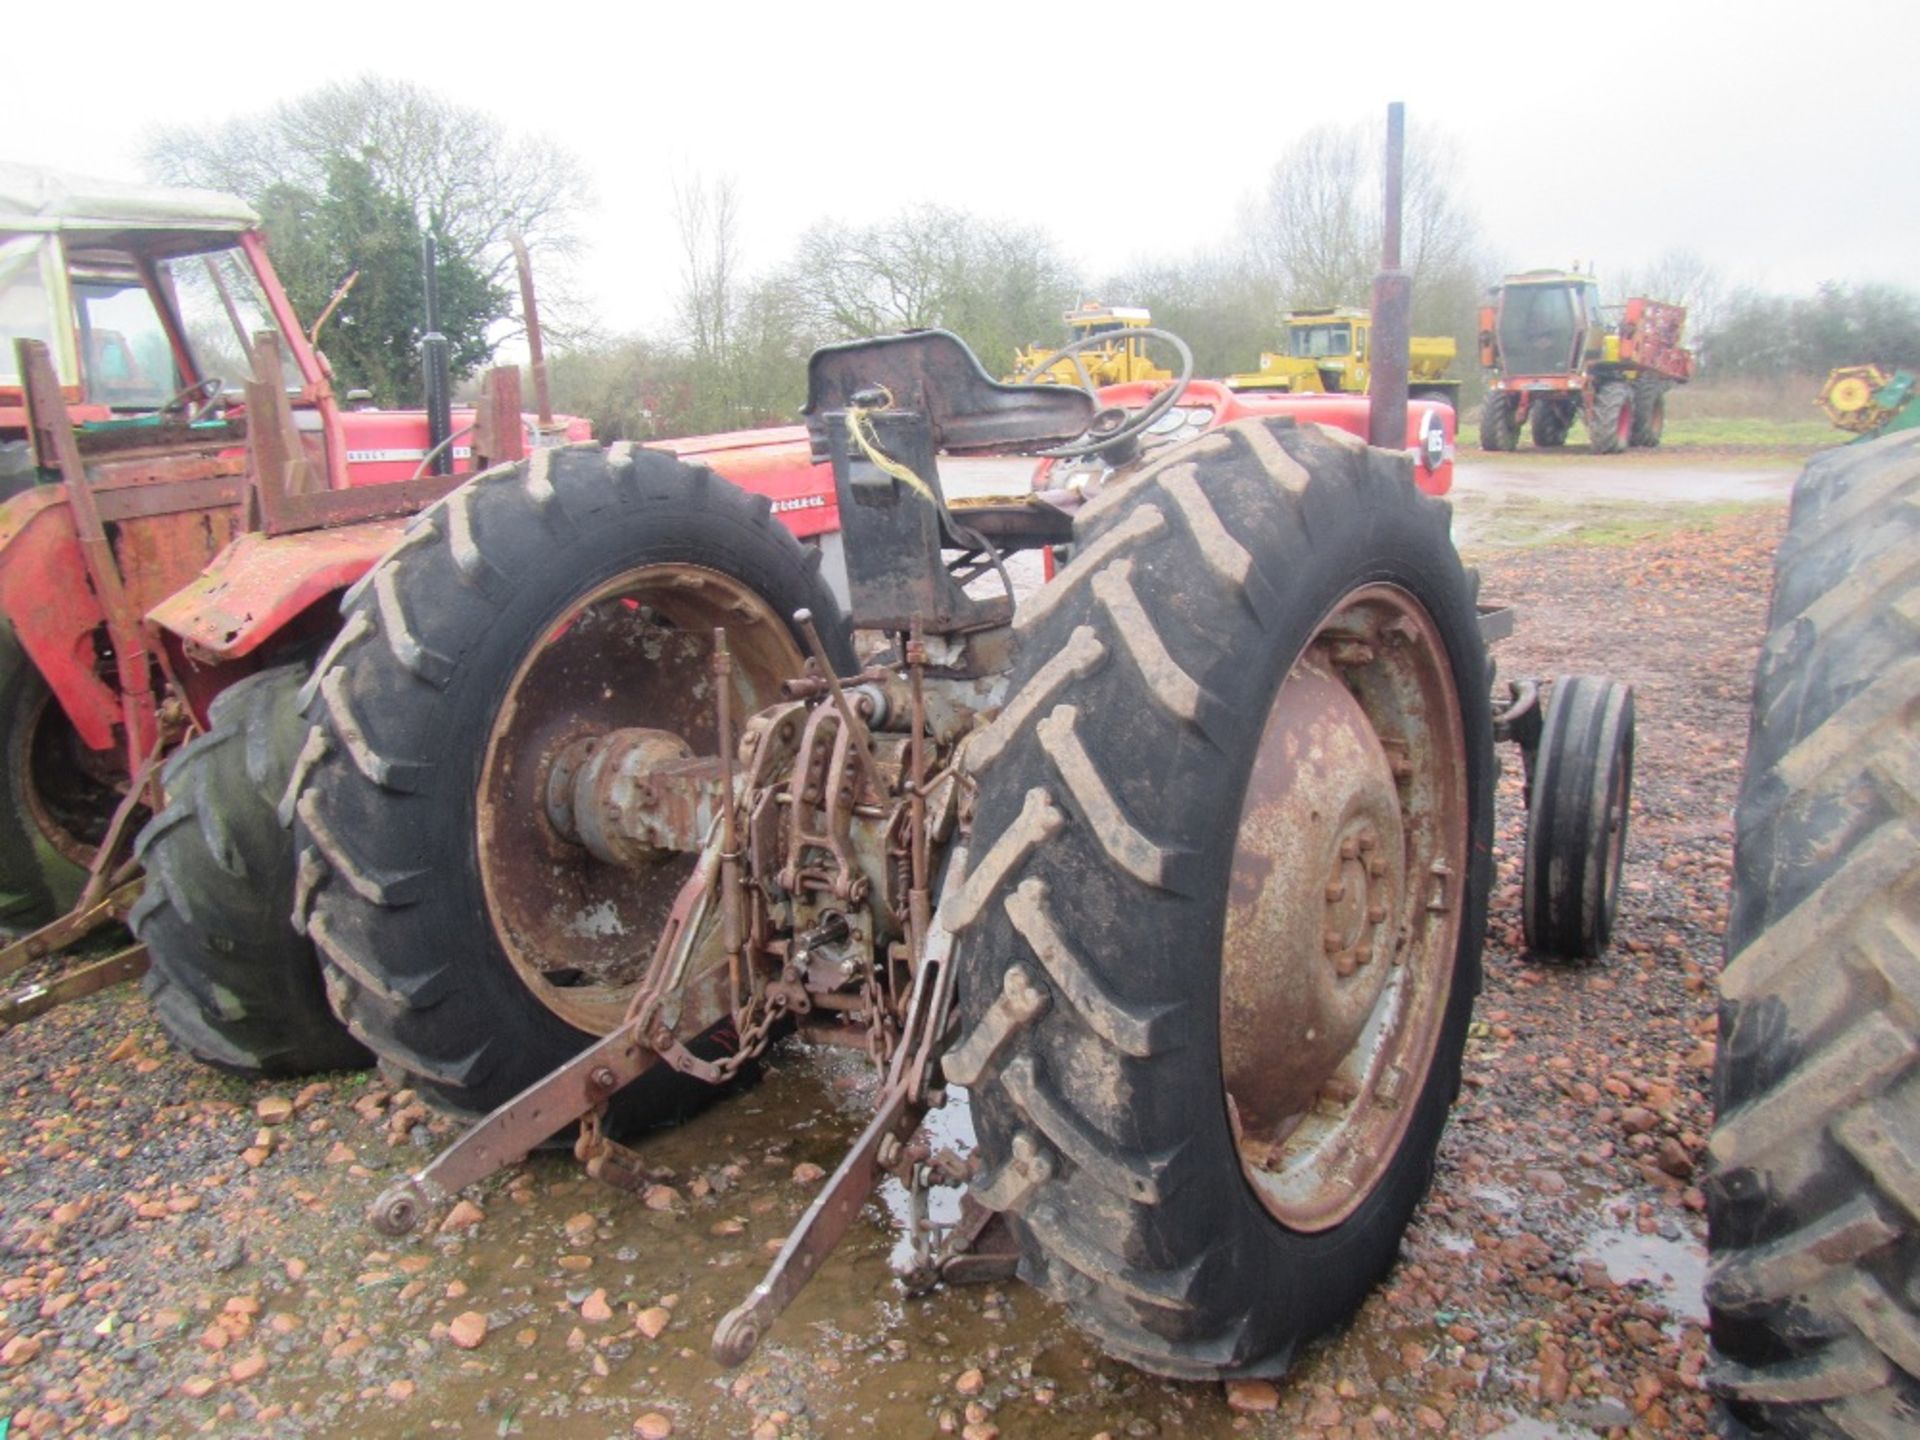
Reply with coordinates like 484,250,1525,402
247,1044,1278,1438
237,1034,1543,1438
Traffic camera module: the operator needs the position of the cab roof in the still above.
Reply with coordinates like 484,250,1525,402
0,163,257,245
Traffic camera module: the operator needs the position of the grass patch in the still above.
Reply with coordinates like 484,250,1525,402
1455,497,1769,556
1455,374,1840,454
1456,416,1832,453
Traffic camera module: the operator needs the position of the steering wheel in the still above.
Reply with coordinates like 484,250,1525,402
160,376,227,424
1014,327,1194,459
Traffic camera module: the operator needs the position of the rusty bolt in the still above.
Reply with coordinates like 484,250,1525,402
1335,952,1359,978
877,1135,903,1170
1368,904,1389,925
1357,832,1377,854
1390,756,1415,781
587,1066,618,1095
1323,929,1345,954
1368,855,1388,879
1325,882,1347,903
1339,838,1359,861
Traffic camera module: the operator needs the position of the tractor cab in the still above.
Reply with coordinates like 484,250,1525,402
0,166,316,452
1287,307,1375,391
1482,270,1607,380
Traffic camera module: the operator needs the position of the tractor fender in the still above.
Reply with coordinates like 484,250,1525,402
147,517,410,664
0,488,118,751
647,427,841,539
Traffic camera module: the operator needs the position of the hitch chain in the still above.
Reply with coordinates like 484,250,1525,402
893,1129,980,1294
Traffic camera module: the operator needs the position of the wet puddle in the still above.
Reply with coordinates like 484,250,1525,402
243,1043,1237,1438
1575,1212,1707,1326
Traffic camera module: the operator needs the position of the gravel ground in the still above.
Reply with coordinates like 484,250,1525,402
0,502,1786,1439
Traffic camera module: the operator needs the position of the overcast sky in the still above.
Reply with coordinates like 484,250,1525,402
8,1,1917,337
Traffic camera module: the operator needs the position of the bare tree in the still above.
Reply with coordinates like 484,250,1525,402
783,206,1077,376
673,173,741,365
1613,247,1724,342
1244,119,1490,328
143,77,591,319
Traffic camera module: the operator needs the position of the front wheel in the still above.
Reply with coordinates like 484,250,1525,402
1590,382,1634,454
1631,379,1668,447
1479,393,1520,452
291,445,852,1127
132,664,371,1075
949,419,1494,1378
1530,399,1574,448
1521,675,1635,961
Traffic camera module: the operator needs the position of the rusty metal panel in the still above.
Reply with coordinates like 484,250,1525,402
146,517,409,660
112,508,240,618
262,477,458,535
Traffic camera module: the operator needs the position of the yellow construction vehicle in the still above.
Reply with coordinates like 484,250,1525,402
1009,302,1173,387
1225,307,1460,407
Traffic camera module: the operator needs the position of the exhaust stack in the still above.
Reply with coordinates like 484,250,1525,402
1367,102,1411,451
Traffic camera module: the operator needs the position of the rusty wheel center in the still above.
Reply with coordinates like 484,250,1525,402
477,564,802,1035
1221,585,1468,1232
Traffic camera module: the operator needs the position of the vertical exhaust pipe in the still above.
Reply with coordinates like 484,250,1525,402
1367,102,1411,452
511,234,554,430
421,235,454,477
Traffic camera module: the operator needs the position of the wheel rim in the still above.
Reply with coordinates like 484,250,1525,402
1221,584,1469,1232
1615,393,1634,446
20,690,123,869
477,564,803,1034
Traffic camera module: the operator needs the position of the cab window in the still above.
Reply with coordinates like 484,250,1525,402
73,279,176,409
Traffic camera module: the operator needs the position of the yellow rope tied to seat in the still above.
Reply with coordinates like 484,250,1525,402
844,385,937,504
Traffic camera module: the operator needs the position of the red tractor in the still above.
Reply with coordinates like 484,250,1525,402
0,165,836,1056
5,127,1645,1393
1475,269,1693,454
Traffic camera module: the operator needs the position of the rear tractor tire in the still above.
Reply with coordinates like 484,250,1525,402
132,664,372,1075
1705,432,1920,1438
1631,378,1668,447
291,445,853,1129
1589,382,1634,455
1529,399,1574,449
1479,393,1520,452
0,622,95,929
949,418,1494,1378
1521,675,1636,961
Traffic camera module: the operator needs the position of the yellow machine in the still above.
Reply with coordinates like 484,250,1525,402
1225,307,1460,406
1010,303,1173,387
1818,364,1918,439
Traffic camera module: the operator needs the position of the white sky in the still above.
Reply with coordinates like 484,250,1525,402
8,0,1917,337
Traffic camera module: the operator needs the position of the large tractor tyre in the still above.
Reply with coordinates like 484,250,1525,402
1704,432,1920,1439
1479,393,1520,452
948,418,1495,1379
291,445,853,1129
130,665,372,1076
1589,382,1634,455
1631,379,1668,448
1521,675,1636,961
1529,399,1574,449
0,622,89,928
